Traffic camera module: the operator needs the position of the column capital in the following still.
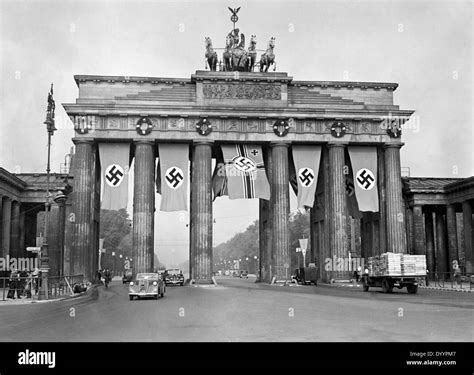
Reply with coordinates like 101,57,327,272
192,140,214,146
72,138,95,145
327,142,348,148
269,141,291,148
2,196,12,202
383,142,405,149
133,139,155,145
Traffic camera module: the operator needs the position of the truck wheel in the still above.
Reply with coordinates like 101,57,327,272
363,281,369,292
407,284,418,294
382,279,393,293
129,296,133,301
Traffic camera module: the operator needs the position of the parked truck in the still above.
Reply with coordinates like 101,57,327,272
361,253,426,294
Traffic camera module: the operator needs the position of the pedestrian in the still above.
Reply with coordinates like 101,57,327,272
453,261,462,285
7,269,19,299
97,269,102,284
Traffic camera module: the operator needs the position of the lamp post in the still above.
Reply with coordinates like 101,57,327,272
39,84,56,300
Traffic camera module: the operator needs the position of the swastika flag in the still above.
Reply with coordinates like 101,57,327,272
292,145,321,209
218,144,270,200
348,146,379,212
157,144,189,212
99,143,131,210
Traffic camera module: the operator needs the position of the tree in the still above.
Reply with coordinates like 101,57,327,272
213,212,311,272
100,209,131,254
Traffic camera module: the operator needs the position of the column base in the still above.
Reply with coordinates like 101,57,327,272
192,278,214,285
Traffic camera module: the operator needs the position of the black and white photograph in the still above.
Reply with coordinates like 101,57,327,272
0,0,473,371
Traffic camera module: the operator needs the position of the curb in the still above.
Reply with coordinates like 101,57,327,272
0,284,100,306
419,286,473,293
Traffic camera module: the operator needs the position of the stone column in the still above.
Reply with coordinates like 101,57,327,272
271,142,290,282
321,146,331,282
191,141,213,284
384,144,407,253
328,143,347,279
259,145,273,283
0,195,3,256
132,140,155,275
462,201,473,273
446,204,458,269
1,197,12,259
406,207,414,253
435,208,448,275
412,205,425,255
46,204,60,277
425,209,435,276
71,139,95,280
19,207,26,259
10,201,21,259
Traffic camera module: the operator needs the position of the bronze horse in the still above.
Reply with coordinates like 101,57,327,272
205,37,218,71
260,37,276,72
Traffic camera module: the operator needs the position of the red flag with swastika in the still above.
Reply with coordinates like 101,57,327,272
99,143,131,210
292,145,322,209
348,146,379,212
157,144,189,212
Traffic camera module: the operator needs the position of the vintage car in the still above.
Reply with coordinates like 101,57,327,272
122,270,133,284
164,269,185,286
239,270,249,278
128,273,165,300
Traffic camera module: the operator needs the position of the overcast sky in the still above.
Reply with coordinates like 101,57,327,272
1,0,472,266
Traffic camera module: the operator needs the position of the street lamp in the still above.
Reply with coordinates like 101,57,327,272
39,84,56,300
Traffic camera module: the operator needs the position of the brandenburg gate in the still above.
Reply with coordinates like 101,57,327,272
62,16,414,284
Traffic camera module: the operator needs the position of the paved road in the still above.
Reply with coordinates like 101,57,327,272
0,276,472,342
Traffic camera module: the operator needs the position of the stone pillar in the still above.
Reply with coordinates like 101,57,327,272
321,146,331,282
328,143,347,279
71,140,95,280
10,201,21,259
1,197,12,259
435,208,448,275
462,201,473,273
406,207,414,253
132,140,155,275
271,142,290,281
19,207,26,259
0,195,3,257
384,144,407,253
425,209,435,276
46,204,60,277
259,145,273,283
446,204,458,270
412,205,425,255
190,141,213,284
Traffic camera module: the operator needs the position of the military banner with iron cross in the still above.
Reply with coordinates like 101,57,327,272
348,146,379,212
99,143,131,210
156,144,189,212
291,145,322,209
220,144,270,200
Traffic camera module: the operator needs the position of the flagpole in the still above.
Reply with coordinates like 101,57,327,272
39,83,56,301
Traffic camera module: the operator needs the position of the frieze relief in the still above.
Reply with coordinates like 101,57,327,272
203,83,282,100
90,117,385,135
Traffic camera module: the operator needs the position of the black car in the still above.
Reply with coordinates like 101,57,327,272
164,269,185,286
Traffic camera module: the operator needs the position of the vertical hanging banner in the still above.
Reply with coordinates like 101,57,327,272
348,146,379,212
157,144,189,212
99,143,131,210
212,155,228,201
292,145,322,209
220,144,270,200
345,172,362,219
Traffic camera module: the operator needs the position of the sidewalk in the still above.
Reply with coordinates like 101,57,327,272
322,279,473,292
0,284,98,305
